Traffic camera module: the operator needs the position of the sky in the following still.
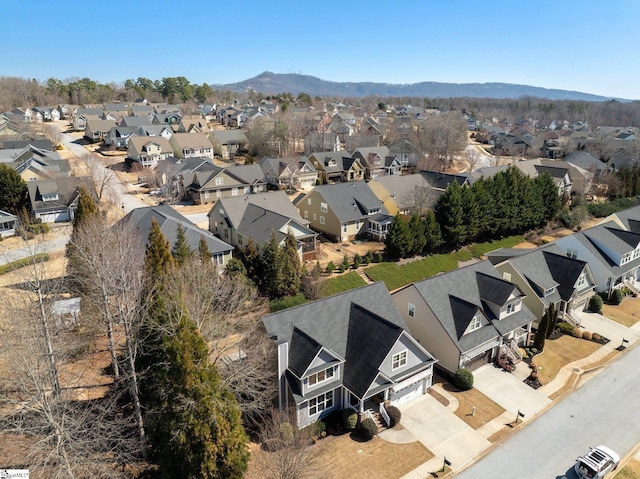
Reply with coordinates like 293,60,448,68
3,0,640,99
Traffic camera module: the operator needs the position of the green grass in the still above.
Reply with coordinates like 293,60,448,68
0,253,50,275
270,292,308,312
365,250,473,291
469,236,526,258
320,271,367,297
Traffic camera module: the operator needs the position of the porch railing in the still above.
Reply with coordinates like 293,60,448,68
379,403,390,427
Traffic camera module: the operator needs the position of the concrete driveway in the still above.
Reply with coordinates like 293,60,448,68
472,363,552,421
573,310,640,346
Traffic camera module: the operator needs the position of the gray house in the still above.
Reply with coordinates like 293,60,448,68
262,282,437,428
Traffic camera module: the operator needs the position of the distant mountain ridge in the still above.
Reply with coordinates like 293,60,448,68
218,71,621,101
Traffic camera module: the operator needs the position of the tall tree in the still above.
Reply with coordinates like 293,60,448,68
408,213,426,255
258,233,283,298
422,210,442,253
280,232,302,297
434,180,465,247
73,186,99,228
384,214,411,259
172,223,194,266
144,217,174,281
198,234,211,262
0,163,27,214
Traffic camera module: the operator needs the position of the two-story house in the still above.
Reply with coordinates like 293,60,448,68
262,282,437,428
209,130,249,160
127,137,173,168
181,164,267,205
26,177,93,223
295,181,393,242
351,146,402,179
258,156,318,191
169,132,214,160
392,260,535,374
309,151,365,183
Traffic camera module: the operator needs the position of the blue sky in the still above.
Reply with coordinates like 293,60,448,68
4,0,640,99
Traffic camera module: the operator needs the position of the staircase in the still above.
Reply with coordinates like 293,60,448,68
367,410,386,432
356,268,373,284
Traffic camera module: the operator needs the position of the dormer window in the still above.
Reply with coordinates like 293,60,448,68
42,193,58,202
469,315,482,331
328,159,337,167
392,351,407,370
543,287,555,297
308,366,334,386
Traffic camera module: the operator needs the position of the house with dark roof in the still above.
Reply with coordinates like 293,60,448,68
563,151,609,176
420,170,473,191
294,181,393,241
180,163,267,205
490,244,596,326
258,156,318,191
262,282,437,428
554,221,640,297
0,210,18,237
308,151,365,183
598,203,640,233
209,130,249,160
208,191,318,261
121,204,233,268
351,146,402,179
27,177,93,223
105,126,138,148
392,260,535,374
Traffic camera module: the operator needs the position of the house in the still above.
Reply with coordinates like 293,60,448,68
27,177,93,223
121,116,153,128
351,146,402,179
208,191,318,261
127,137,173,169
56,104,79,119
258,156,318,191
0,210,18,237
0,145,70,182
177,117,210,134
32,106,60,122
391,260,535,374
105,126,138,148
553,221,640,297
137,124,173,140
367,174,439,216
295,181,393,241
420,170,473,191
563,151,609,177
169,132,214,160
262,282,437,428
72,108,103,130
153,112,182,126
121,204,233,268
308,151,365,183
84,119,117,142
533,164,572,196
209,130,249,160
2,139,53,150
490,244,597,326
181,164,267,205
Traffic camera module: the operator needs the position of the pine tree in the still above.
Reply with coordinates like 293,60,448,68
434,180,465,247
384,214,411,259
172,223,194,266
545,302,559,338
0,163,28,214
258,233,282,298
535,173,562,221
470,178,495,240
73,186,99,228
534,308,550,351
198,234,210,262
408,213,426,255
460,186,479,244
280,232,302,297
144,217,174,281
422,210,442,253
155,313,249,479
241,239,261,282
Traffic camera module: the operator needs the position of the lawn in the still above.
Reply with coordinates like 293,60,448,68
365,250,473,291
534,334,602,385
613,459,640,479
602,298,640,327
468,235,526,258
320,271,367,297
246,433,433,479
435,377,505,430
0,253,50,275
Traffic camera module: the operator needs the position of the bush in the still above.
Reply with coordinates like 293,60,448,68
358,417,377,440
582,330,592,340
572,327,583,338
325,261,336,274
352,253,361,269
342,409,358,430
557,322,574,335
589,295,603,313
453,368,474,390
592,333,602,341
385,405,401,427
270,293,308,312
29,223,50,235
611,289,624,305
310,419,326,438
375,253,383,263
365,250,374,264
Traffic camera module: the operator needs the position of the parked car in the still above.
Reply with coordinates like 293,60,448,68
575,445,619,478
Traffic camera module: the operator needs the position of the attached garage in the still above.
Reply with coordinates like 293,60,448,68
390,381,423,406
463,349,493,371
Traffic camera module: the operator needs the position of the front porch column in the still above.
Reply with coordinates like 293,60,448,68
359,399,364,413
384,389,389,401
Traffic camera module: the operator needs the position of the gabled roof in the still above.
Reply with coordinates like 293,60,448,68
569,222,640,275
121,204,233,255
121,116,153,127
288,327,323,378
308,181,387,222
420,170,472,190
27,177,93,212
369,174,438,211
171,132,213,149
237,204,315,245
608,203,640,232
208,190,302,224
85,119,117,132
563,151,607,171
210,129,249,144
128,136,173,154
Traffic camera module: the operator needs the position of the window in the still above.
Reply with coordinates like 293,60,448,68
313,214,317,221
505,302,516,314
232,188,239,196
543,287,555,297
576,273,587,288
304,211,308,220
212,253,224,265
321,202,327,213
41,193,58,202
216,190,221,197
29,177,37,181
392,351,407,370
308,367,334,386
308,391,333,416
469,315,482,331
408,303,415,318
502,272,511,282
224,229,229,239
320,216,325,225
355,220,361,230
342,223,347,233
215,177,223,185
238,235,243,245
567,249,578,259
204,192,210,199
307,198,312,205
244,186,250,194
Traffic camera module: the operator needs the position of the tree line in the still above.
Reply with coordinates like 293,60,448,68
384,167,561,258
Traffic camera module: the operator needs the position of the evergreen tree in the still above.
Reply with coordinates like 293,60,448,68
408,213,426,255
384,214,411,259
0,163,28,214
258,233,283,298
280,232,302,297
241,239,261,282
434,180,465,247
534,308,550,351
155,313,249,479
545,302,559,338
73,186,99,228
172,223,194,265
460,186,479,243
198,234,210,262
144,217,174,281
422,210,442,253
535,173,562,222
470,177,495,240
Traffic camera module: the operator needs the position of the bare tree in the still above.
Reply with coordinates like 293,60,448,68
0,241,140,477
81,154,116,203
463,147,482,172
42,123,64,149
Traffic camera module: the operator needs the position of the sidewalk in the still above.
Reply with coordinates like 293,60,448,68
387,312,640,479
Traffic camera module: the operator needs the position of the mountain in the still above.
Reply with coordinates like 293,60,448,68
218,71,619,101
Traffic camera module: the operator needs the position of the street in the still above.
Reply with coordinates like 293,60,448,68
454,344,640,478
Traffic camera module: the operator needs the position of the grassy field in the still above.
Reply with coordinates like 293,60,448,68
468,236,526,258
320,271,368,297
614,459,640,479
602,298,640,327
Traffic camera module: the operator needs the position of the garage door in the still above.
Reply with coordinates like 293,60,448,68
390,381,423,406
464,349,492,371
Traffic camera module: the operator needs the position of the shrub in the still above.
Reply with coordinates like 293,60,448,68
311,419,326,437
572,327,583,338
375,253,383,263
385,405,401,427
352,253,361,269
589,295,603,313
358,417,377,440
342,408,358,430
582,331,592,340
592,333,602,341
557,322,574,335
325,261,336,274
453,368,474,390
365,250,374,264
279,422,294,442
611,289,624,305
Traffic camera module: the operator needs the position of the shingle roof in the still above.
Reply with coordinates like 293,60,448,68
27,177,92,213
171,132,213,149
288,327,322,378
420,170,472,190
310,181,387,222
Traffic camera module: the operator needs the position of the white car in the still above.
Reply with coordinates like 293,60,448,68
575,445,619,478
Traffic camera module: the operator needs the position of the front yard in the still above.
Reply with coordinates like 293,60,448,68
602,297,640,327
534,334,602,385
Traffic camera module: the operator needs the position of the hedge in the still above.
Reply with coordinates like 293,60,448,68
0,253,50,276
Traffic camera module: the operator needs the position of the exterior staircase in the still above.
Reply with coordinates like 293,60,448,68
356,268,373,284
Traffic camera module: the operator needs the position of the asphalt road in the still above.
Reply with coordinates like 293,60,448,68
61,132,147,214
454,345,640,478
0,234,71,266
